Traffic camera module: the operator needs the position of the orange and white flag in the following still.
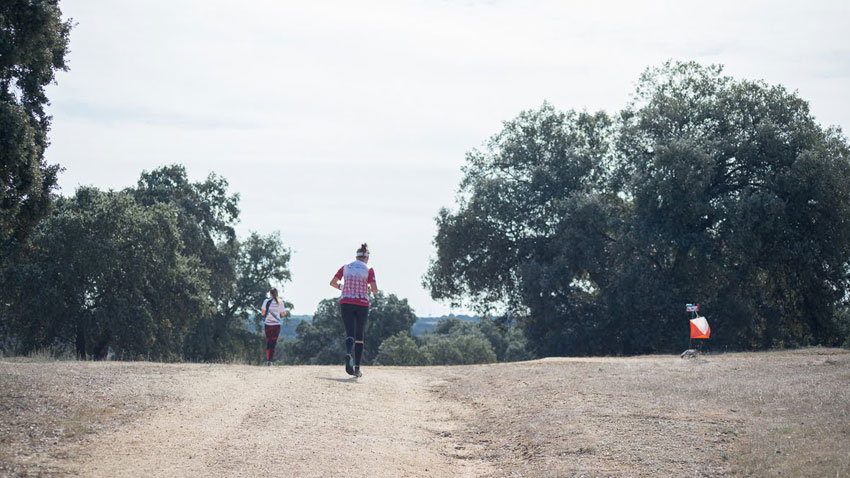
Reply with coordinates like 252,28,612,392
689,316,710,339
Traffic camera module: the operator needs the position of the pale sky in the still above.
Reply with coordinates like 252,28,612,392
46,0,850,317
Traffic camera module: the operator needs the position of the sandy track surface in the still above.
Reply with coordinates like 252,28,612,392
2,348,849,477
67,365,491,477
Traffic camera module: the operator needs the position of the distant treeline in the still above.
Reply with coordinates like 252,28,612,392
410,315,478,336
274,298,530,366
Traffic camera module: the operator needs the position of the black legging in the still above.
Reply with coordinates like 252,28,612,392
341,303,369,367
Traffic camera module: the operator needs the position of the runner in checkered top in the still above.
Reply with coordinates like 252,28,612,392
329,243,377,377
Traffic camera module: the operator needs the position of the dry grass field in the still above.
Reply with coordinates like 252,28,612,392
1,348,848,477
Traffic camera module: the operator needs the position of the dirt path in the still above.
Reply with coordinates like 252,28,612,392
68,365,491,477
3,349,849,477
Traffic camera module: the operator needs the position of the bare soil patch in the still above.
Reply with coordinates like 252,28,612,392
1,348,848,477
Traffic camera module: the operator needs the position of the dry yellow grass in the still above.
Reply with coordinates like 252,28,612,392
436,348,850,477
1,348,848,477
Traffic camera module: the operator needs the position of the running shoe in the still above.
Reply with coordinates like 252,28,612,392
353,367,362,378
345,354,355,375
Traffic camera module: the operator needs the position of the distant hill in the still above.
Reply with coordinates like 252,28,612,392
411,315,479,336
280,315,311,339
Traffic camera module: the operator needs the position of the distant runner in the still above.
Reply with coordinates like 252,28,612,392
260,288,287,366
329,243,377,378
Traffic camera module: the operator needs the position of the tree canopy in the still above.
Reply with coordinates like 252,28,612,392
2,187,208,359
0,0,71,242
0,166,292,360
425,61,850,356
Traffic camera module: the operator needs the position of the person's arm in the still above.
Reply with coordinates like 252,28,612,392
330,267,344,290
368,268,377,294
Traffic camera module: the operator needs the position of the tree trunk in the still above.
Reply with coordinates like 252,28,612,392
75,323,87,358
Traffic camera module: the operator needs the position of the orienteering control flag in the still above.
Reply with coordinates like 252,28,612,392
690,316,711,339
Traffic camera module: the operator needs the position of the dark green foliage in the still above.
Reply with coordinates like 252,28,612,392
421,334,496,365
373,332,428,365
185,231,292,362
426,61,850,356
0,166,291,361
419,316,527,364
835,306,850,349
617,62,850,351
363,293,418,362
424,103,614,312
424,102,620,356
370,316,528,366
2,188,209,359
478,316,532,362
128,165,291,361
282,299,529,366
0,0,71,242
285,299,344,365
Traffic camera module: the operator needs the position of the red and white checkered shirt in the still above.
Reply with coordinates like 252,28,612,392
334,260,376,307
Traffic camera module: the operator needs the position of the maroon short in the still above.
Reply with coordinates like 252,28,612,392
264,324,280,341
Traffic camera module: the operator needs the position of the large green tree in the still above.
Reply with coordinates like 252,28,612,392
426,61,850,356
424,103,619,355
617,61,850,351
2,187,209,358
1,165,292,361
130,165,290,361
0,0,71,242
186,231,292,361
